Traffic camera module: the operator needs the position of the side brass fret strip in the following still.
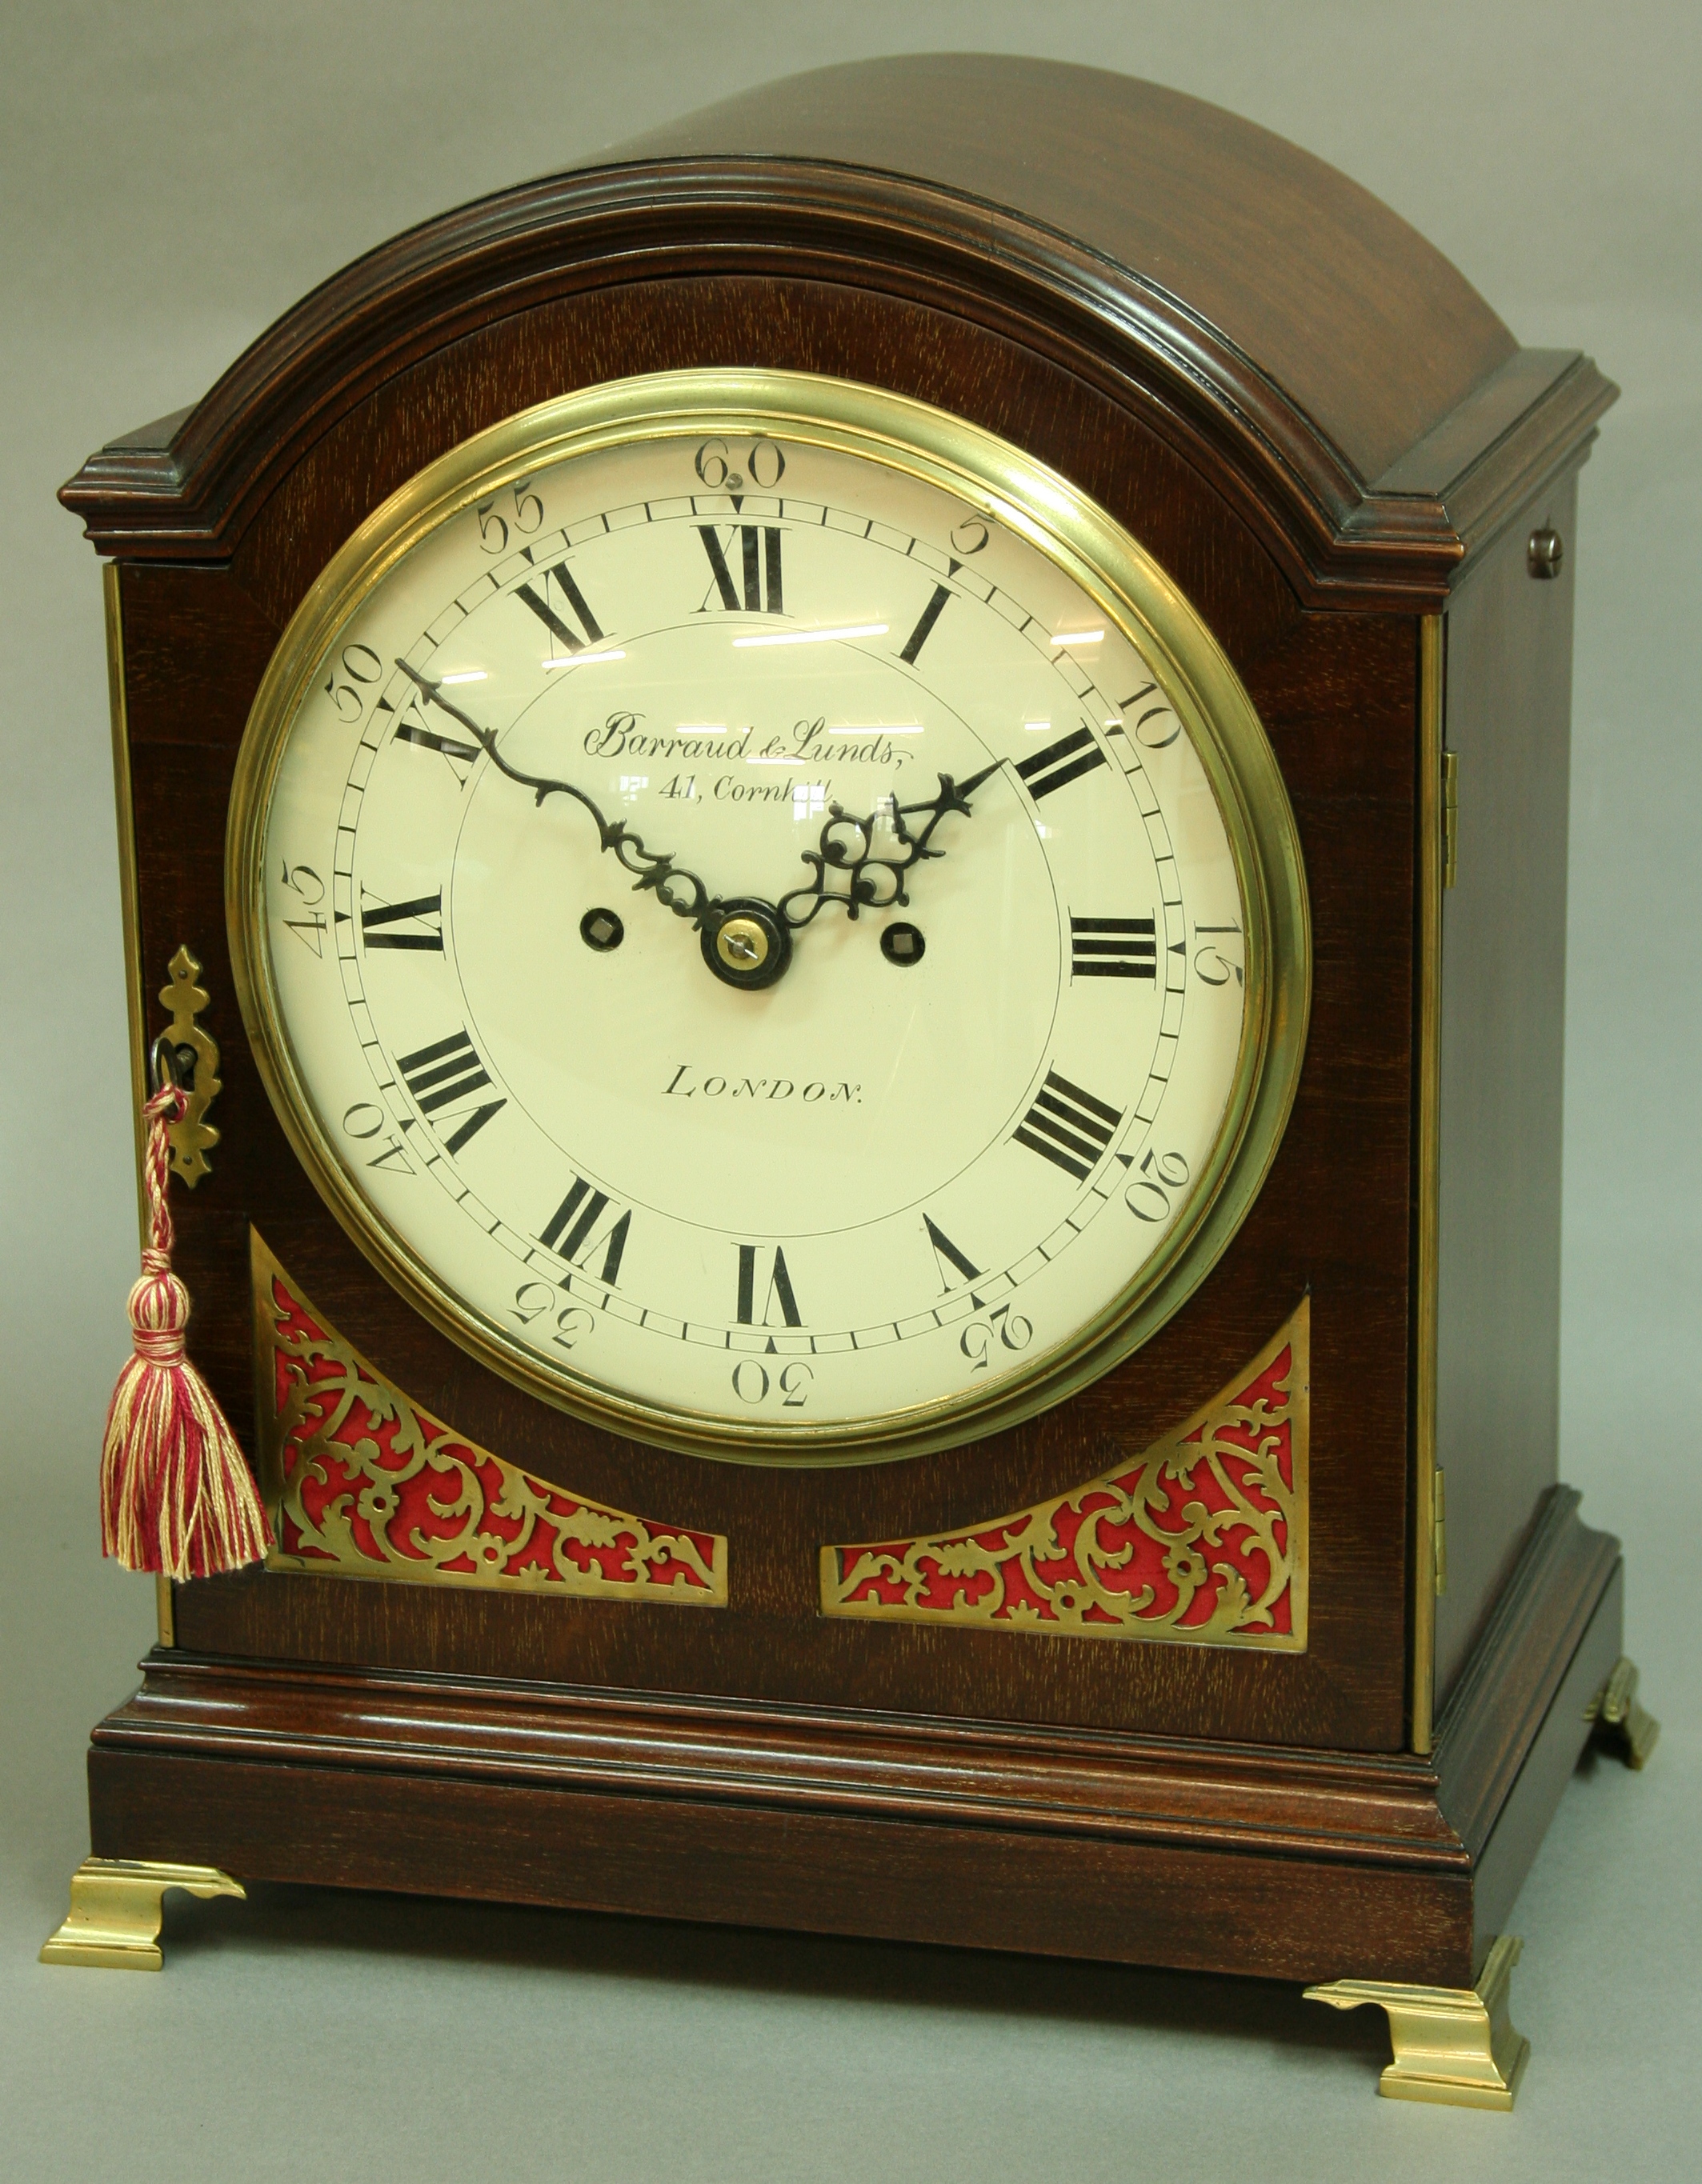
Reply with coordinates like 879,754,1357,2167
1412,612,1444,1754
104,562,148,1239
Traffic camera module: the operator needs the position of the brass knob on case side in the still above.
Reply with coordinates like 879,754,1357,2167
1528,525,1564,579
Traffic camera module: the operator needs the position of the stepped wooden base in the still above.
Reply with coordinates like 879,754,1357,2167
39,1858,245,1970
1306,1933,1530,2109
60,1490,1632,2050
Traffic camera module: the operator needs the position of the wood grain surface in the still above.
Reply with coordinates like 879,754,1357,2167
1435,478,1581,1706
60,60,1613,606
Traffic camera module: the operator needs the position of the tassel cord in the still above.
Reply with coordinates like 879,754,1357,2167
99,1082,272,1580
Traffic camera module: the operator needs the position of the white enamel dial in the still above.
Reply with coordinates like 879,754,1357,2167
235,378,1301,1462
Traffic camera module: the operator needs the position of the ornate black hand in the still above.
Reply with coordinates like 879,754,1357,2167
396,662,722,931
775,758,1006,929
398,662,1005,971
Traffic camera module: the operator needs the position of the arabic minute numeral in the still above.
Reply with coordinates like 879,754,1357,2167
1122,1147,1191,1222
322,642,382,723
475,478,545,554
694,438,786,490
1193,921,1245,988
1115,683,1182,750
960,1303,1033,1373
279,861,327,955
551,1306,596,1352
731,1359,813,1406
510,1281,596,1350
340,1100,414,1175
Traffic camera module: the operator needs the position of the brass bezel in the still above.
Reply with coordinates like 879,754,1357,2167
227,370,1311,1466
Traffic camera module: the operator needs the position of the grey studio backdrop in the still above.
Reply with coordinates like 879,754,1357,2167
2,5,1696,2178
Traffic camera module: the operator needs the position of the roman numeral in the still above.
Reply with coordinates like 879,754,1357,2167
1012,1070,1123,1182
898,583,951,664
538,1177,631,1286
698,524,783,614
1071,915,1155,979
361,888,443,951
394,1030,506,1154
923,1214,979,1291
514,561,605,656
736,1243,802,1326
392,707,480,782
1015,724,1107,802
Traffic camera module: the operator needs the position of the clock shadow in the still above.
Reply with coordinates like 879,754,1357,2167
154,1878,1388,2074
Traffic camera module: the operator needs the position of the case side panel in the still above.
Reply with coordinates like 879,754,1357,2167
1434,470,1579,1705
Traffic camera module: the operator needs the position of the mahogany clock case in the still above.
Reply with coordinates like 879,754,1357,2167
63,58,1622,1992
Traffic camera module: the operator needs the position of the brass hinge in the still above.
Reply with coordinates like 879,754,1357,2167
1442,750,1459,889
1433,1466,1448,1596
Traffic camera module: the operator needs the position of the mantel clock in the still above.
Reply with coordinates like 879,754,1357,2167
47,58,1653,2106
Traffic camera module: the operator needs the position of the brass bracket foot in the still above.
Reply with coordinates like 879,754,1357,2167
1304,1933,1529,2110
1587,1655,1660,1769
39,1858,246,1971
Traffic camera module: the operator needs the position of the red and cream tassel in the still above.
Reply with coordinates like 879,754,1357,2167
99,1082,271,1578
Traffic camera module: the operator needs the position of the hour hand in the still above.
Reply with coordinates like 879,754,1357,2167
777,757,1005,928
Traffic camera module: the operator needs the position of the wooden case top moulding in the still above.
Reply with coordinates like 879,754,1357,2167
61,58,1612,606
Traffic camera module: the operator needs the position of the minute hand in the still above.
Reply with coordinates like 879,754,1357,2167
394,662,724,930
776,758,1006,928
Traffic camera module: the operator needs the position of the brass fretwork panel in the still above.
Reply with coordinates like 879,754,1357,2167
822,1300,1307,1647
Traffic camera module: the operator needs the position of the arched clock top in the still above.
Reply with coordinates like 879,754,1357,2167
617,56,1520,488
60,57,1612,608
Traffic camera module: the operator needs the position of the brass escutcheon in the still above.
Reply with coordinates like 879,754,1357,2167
157,946,222,1186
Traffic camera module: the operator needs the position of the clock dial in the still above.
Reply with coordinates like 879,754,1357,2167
232,374,1307,1461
